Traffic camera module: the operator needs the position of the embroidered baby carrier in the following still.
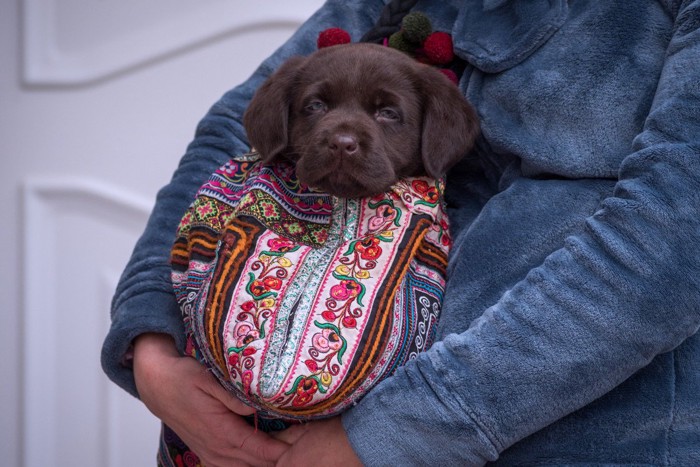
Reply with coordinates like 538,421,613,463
170,151,450,422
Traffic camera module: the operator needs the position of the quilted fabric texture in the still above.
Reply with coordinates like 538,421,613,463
170,152,450,421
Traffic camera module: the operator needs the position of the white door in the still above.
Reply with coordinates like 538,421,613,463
0,1,324,465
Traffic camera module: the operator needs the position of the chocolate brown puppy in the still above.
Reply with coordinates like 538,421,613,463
244,43,479,198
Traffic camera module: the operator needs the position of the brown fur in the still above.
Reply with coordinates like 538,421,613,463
244,43,479,198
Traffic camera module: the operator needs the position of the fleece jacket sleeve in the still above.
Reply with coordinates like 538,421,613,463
341,2,700,464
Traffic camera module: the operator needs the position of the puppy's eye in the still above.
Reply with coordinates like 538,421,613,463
304,100,327,114
376,107,400,122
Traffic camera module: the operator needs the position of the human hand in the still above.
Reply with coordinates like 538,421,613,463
274,417,362,466
133,333,290,467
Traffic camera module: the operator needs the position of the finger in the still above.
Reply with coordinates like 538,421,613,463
190,362,259,417
201,452,257,467
271,423,308,444
238,427,291,462
209,382,257,416
207,410,291,463
173,414,282,467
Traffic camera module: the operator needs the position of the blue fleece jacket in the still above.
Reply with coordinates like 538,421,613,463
102,0,700,465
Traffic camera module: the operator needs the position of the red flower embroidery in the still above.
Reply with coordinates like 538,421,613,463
355,236,382,260
250,275,282,298
267,237,295,253
438,218,451,246
305,359,318,372
342,316,357,328
330,280,361,301
293,377,319,406
242,347,257,356
250,280,266,297
412,180,439,204
262,276,282,290
228,353,239,366
412,180,429,192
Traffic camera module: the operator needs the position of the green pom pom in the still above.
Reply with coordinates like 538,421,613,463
388,31,415,54
401,12,432,44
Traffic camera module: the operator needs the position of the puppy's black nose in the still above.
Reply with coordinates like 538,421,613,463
329,134,359,157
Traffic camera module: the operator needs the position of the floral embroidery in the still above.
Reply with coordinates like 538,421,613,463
368,203,398,231
436,216,451,247
330,279,362,302
311,328,344,353
268,237,296,253
226,237,299,392
249,275,283,298
355,236,383,260
231,322,259,347
274,197,404,408
411,179,440,206
291,376,322,407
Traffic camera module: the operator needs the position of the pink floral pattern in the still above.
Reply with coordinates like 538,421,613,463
226,237,299,393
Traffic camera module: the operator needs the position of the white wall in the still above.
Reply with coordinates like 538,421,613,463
0,1,324,465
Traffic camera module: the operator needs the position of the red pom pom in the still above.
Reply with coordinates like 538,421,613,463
438,68,459,84
317,28,352,49
423,32,454,65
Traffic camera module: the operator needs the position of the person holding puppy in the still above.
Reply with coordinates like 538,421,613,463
102,0,700,465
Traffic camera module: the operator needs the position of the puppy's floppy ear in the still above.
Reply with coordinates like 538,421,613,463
419,68,480,179
243,55,307,163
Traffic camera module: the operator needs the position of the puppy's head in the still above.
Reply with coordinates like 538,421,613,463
244,43,478,198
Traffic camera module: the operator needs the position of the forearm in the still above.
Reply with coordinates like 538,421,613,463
132,333,181,411
344,143,700,465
